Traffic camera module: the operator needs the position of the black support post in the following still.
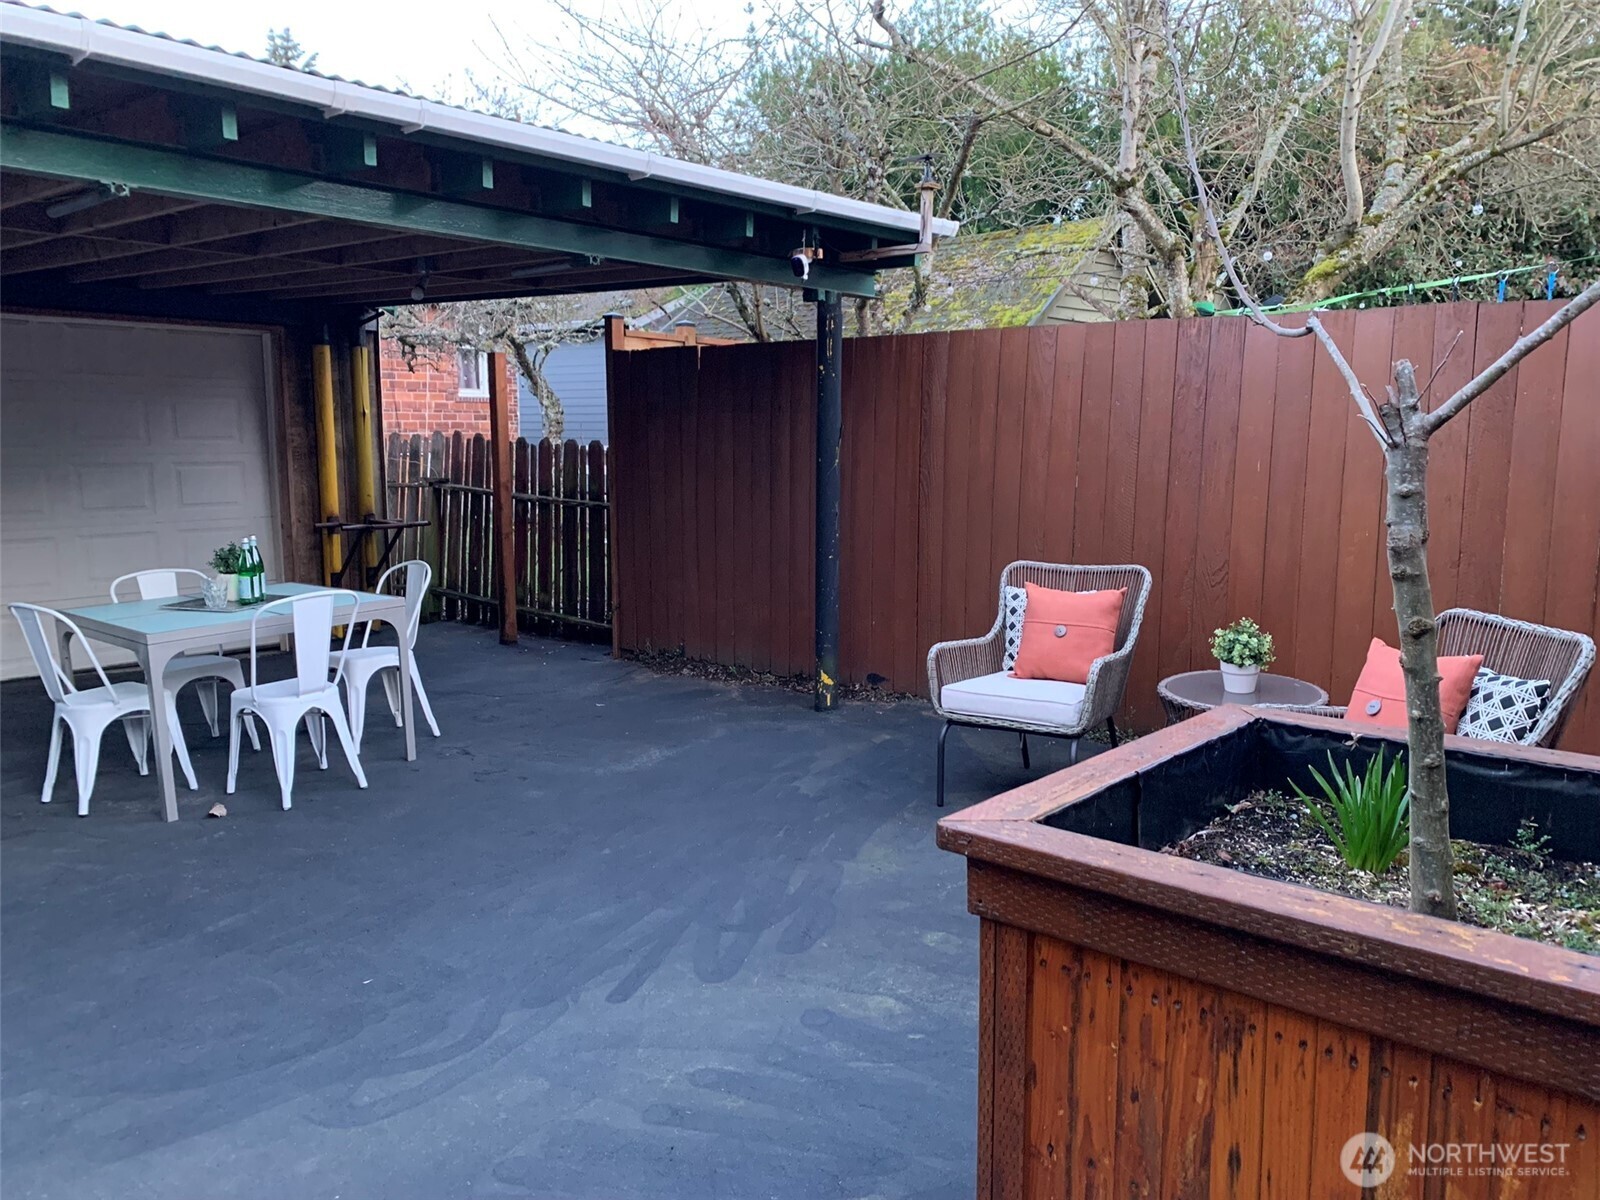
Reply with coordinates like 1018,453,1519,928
814,291,843,712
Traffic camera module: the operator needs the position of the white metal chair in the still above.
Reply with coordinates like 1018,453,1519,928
110,569,260,751
332,560,441,748
226,590,367,810
10,602,197,815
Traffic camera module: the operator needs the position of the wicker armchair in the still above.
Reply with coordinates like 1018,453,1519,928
928,562,1152,807
1294,608,1595,748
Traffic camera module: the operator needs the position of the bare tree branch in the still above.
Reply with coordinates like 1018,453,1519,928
1422,278,1600,432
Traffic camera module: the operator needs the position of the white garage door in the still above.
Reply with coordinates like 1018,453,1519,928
1,315,279,678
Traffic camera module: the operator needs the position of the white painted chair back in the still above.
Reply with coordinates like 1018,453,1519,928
9,603,116,701
361,560,431,650
109,568,210,602
247,590,360,696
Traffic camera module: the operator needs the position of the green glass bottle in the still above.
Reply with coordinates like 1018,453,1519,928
236,535,253,604
241,536,261,604
250,536,268,602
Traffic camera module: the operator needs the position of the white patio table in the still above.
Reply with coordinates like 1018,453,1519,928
62,582,414,822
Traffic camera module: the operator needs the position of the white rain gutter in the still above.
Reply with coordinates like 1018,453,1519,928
0,4,959,241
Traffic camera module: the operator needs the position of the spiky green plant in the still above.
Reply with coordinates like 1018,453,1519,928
1294,749,1410,874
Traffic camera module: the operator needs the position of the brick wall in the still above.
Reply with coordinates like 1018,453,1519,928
380,340,519,438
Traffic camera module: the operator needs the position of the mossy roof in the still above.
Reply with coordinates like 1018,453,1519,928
633,220,1107,339
878,220,1106,332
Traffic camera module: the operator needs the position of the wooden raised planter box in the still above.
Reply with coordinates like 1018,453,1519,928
938,707,1600,1199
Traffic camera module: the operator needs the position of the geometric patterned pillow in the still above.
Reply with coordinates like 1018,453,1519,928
1001,586,1026,671
1455,668,1552,744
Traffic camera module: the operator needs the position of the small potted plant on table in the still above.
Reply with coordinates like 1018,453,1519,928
210,542,245,603
1211,616,1274,694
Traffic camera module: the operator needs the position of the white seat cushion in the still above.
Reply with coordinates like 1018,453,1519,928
940,671,1085,729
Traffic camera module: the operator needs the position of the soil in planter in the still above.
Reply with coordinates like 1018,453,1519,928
1165,792,1600,955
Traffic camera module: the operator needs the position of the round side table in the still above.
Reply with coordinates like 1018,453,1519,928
1157,670,1329,725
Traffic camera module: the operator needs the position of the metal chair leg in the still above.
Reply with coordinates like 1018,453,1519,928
1106,716,1120,747
1018,731,1031,770
1069,738,1080,766
937,720,952,808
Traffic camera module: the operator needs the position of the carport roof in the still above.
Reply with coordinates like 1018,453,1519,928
0,3,956,321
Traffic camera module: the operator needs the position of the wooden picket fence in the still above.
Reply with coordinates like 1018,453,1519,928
384,432,611,637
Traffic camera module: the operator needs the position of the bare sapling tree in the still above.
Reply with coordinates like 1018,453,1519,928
1164,6,1600,919
384,297,617,443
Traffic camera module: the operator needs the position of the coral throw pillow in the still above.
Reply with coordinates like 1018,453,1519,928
1345,638,1483,733
1010,583,1126,685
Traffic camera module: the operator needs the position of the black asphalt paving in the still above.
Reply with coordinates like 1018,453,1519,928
2,624,1092,1199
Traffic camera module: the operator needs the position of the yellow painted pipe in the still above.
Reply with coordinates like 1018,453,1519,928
350,342,380,569
312,341,343,584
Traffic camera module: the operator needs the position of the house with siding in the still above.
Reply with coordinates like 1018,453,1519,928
524,340,608,444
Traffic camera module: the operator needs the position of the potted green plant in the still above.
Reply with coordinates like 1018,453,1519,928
209,542,245,603
1211,616,1274,694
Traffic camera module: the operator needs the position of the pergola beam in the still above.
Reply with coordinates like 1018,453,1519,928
258,262,694,304
56,245,485,295
0,191,204,238
206,259,548,298
126,226,455,286
196,241,562,294
0,123,880,299
0,228,52,250
0,197,547,293
0,174,79,210
0,205,317,276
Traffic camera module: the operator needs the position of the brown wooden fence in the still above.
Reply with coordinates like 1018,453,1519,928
385,432,610,636
608,301,1600,753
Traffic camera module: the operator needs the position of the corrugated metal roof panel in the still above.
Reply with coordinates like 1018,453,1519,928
0,1,958,242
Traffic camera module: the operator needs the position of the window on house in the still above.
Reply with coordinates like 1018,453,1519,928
458,349,489,398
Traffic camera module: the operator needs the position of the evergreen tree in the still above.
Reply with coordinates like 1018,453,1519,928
265,28,318,72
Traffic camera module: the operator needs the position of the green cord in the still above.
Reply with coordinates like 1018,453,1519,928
1213,254,1598,316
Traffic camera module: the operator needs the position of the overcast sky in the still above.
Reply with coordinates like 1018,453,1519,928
50,0,759,102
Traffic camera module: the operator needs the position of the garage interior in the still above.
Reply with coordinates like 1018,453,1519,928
0,4,954,688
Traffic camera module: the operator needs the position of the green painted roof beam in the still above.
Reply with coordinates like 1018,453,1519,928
0,124,879,297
